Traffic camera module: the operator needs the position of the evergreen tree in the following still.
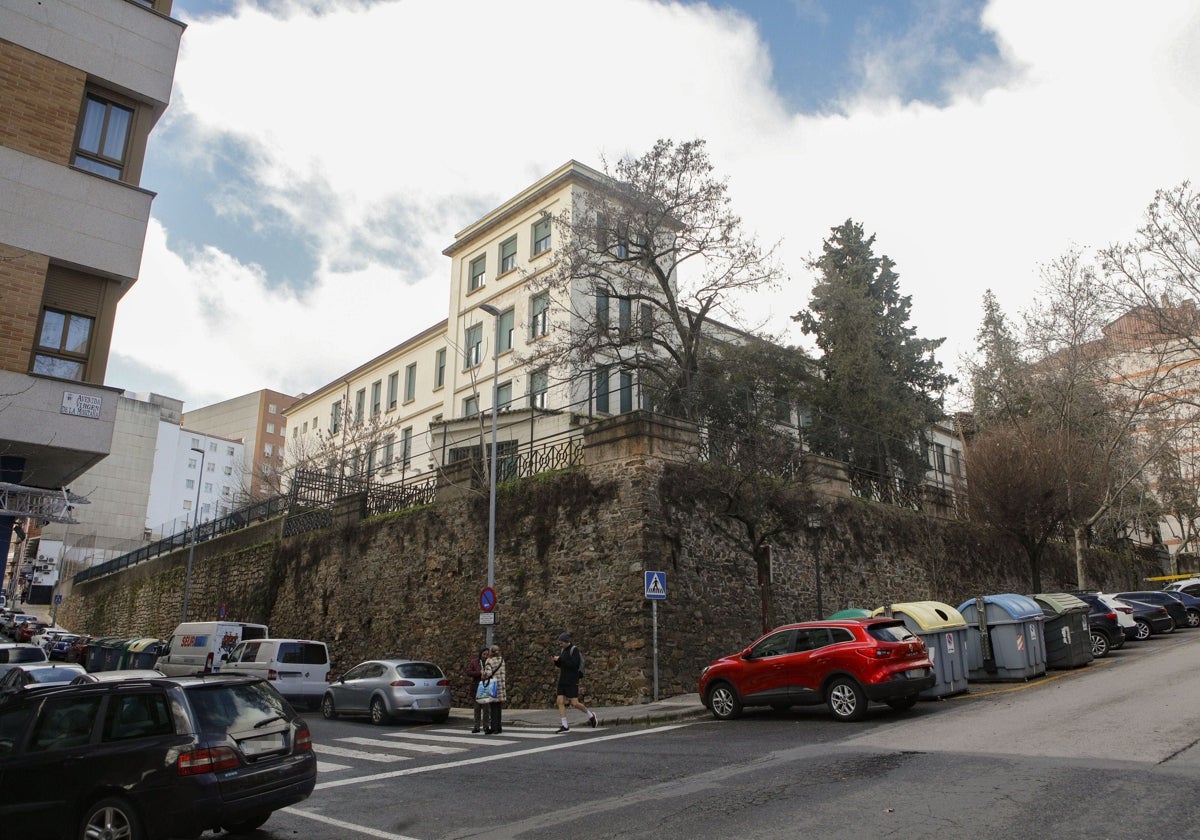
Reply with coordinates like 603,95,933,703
968,289,1027,430
794,220,953,482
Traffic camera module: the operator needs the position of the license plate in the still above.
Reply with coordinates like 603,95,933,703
241,733,285,756
906,668,928,679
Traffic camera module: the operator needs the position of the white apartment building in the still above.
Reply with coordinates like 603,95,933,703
146,428,245,537
286,161,623,481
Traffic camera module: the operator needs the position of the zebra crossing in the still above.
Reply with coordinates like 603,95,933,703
314,726,587,774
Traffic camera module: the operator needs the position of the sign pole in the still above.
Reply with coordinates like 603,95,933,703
652,599,659,701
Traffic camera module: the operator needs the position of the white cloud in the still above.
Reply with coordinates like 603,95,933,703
116,0,1200,409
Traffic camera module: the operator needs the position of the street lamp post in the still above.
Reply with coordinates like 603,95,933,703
182,446,206,621
807,503,824,620
478,304,501,647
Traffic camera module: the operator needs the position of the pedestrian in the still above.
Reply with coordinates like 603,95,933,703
480,642,506,734
467,647,488,734
553,632,596,733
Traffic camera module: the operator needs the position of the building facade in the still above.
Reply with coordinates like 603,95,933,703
0,0,184,590
184,389,298,502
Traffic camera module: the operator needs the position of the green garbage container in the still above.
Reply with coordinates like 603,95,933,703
1032,593,1093,669
957,594,1047,681
827,608,873,619
873,601,969,698
101,638,133,671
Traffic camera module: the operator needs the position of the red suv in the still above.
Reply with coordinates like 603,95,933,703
699,618,936,722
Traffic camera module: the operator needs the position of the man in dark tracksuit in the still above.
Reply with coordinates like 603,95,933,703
553,632,596,733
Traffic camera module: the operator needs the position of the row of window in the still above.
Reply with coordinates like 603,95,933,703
467,216,553,292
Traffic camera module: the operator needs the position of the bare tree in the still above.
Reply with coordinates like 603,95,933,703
527,138,785,419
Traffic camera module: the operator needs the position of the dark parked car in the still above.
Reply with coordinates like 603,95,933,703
698,618,935,723
1116,591,1190,631
1165,590,1200,627
1114,597,1174,640
0,674,316,839
1065,592,1125,657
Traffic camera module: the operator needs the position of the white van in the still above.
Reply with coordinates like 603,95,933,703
222,638,331,710
157,621,269,677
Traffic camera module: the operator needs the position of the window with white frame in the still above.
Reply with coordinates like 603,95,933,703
383,433,394,469
435,348,446,389
224,466,232,476
469,254,486,291
266,423,275,434
500,236,517,274
371,380,382,416
206,462,215,472
530,292,549,339
532,216,551,255
191,437,200,448
264,443,273,456
185,479,194,490
404,363,417,402
268,403,277,414
331,400,342,433
208,442,217,452
498,309,514,353
355,388,366,422
401,426,412,466
464,324,483,368
226,445,235,456
596,365,610,414
187,458,197,470
530,369,548,409
497,381,513,410
388,371,399,410
464,395,479,417
204,483,213,493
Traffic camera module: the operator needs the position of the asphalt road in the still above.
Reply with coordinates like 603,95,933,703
243,630,1200,840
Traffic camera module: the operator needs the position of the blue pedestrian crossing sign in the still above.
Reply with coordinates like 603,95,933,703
645,571,666,600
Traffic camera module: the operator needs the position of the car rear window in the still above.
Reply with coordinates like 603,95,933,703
395,663,443,680
866,623,917,643
0,648,48,664
29,667,81,683
186,681,288,731
278,643,327,665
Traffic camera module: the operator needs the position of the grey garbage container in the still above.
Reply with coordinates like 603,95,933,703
1032,593,1093,669
957,594,1047,681
873,601,969,698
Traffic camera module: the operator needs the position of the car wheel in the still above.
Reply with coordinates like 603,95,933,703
1188,609,1200,628
706,683,743,720
321,693,338,720
1134,619,1153,641
826,677,867,722
224,813,271,835
370,696,391,725
431,711,450,724
81,796,143,840
1090,631,1109,658
885,695,918,712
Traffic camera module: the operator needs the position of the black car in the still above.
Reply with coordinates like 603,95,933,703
1116,591,1190,631
0,674,316,839
1065,592,1126,657
1113,597,1175,640
1165,590,1200,627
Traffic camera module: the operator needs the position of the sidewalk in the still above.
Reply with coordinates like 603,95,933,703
460,692,709,729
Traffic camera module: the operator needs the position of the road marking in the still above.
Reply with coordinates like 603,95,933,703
317,761,351,772
316,745,411,762
281,806,422,840
338,736,466,755
315,723,693,789
428,727,560,739
383,731,517,746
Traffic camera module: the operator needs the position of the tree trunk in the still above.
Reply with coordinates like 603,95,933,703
1073,524,1088,589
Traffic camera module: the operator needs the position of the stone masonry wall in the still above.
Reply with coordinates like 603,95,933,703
60,414,1152,707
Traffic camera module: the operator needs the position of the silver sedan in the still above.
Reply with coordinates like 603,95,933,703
321,659,451,724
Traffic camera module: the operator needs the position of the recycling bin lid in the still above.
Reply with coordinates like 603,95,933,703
126,637,166,653
1032,593,1089,615
872,601,966,630
827,608,873,619
957,593,1044,621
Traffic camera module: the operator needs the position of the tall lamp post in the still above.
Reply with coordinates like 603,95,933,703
182,446,205,621
807,503,824,619
478,304,501,647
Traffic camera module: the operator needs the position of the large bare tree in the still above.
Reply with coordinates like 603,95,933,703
527,138,785,420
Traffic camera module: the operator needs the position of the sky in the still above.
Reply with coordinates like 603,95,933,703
110,0,1200,411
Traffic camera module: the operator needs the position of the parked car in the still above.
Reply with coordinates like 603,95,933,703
1,613,36,638
0,674,316,838
1113,597,1174,639
1116,591,1190,630
321,659,452,724
0,662,87,702
46,633,81,660
1166,589,1200,627
157,620,269,677
222,638,331,711
1064,592,1125,657
64,634,93,664
32,627,70,650
1092,592,1139,641
16,621,50,644
698,618,936,723
0,643,49,679
1163,577,1200,597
